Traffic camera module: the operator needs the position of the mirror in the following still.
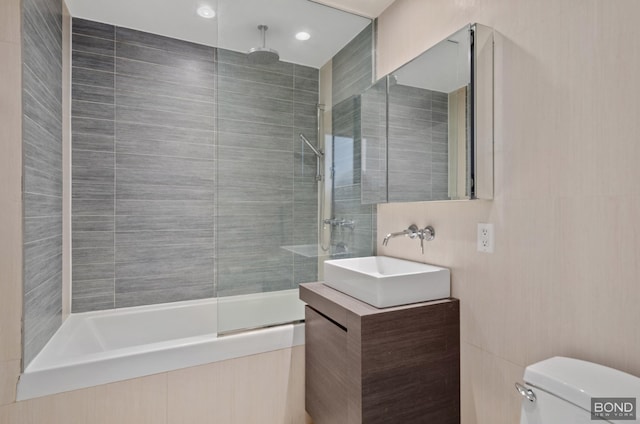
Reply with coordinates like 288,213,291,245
361,23,494,204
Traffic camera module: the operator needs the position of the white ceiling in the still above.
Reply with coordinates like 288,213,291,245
392,27,470,93
310,0,396,18
66,0,372,68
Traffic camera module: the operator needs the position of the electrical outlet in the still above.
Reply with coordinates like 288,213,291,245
477,223,494,253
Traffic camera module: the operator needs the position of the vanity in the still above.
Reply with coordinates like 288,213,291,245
300,281,460,424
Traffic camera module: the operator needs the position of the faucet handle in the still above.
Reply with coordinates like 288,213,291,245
407,224,419,239
418,226,435,254
421,226,435,241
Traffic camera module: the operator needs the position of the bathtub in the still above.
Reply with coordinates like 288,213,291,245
17,289,305,400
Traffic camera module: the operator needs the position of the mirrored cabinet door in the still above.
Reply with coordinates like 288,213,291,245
359,23,493,204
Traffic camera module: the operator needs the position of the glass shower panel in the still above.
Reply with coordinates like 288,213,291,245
214,49,316,332
214,0,372,334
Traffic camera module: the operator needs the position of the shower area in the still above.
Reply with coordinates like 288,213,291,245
22,0,379,371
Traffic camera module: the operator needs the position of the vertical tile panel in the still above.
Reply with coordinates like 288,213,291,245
112,27,215,308
22,0,63,367
71,18,115,312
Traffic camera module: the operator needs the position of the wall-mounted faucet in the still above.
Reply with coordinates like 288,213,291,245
383,224,435,253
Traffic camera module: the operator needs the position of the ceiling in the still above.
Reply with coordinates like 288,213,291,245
310,0,395,18
392,26,470,93
66,0,372,68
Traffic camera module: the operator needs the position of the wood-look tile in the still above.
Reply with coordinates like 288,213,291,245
218,76,294,101
23,90,62,138
116,90,214,117
72,33,114,56
72,83,114,104
115,215,212,232
71,50,114,72
72,67,114,89
116,26,214,62
115,41,215,73
72,100,114,120
217,62,294,88
116,199,213,217
115,121,214,145
72,262,114,282
72,247,115,266
115,105,214,131
72,278,113,298
217,118,292,139
24,165,62,198
115,273,214,294
115,74,215,103
73,293,115,312
115,57,214,89
72,18,114,40
115,285,213,308
23,275,62,366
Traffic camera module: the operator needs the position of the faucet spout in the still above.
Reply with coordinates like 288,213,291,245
382,225,419,246
382,230,409,246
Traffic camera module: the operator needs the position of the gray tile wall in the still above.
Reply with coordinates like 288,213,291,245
22,0,63,366
330,25,376,258
216,50,319,296
387,85,449,202
72,19,319,309
360,78,388,204
72,19,216,311
332,23,373,107
332,98,376,258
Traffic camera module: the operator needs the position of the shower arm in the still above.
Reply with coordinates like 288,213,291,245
259,25,267,48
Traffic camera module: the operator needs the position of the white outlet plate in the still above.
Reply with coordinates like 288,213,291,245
477,223,494,253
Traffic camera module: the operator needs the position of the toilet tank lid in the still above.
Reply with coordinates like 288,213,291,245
524,357,640,412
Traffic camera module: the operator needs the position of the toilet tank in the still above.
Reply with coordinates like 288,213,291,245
519,357,640,424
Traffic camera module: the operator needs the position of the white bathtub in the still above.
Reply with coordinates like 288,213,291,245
17,289,305,400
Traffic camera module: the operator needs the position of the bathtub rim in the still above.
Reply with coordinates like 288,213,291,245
17,296,305,401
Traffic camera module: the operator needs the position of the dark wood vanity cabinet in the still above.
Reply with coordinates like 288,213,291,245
300,282,460,424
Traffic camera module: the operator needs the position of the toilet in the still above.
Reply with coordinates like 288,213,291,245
518,357,640,423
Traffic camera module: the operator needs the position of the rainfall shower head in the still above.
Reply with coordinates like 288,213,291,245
247,25,280,65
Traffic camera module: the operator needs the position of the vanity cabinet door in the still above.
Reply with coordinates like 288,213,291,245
305,306,348,424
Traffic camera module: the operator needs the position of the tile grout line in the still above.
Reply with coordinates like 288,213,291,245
112,29,116,310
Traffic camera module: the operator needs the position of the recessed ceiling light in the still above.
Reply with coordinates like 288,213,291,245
197,5,216,19
295,32,311,41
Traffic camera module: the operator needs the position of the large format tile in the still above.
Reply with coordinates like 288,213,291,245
116,121,214,145
115,105,214,131
116,90,214,117
218,62,293,88
218,76,293,101
72,66,114,88
115,58,214,89
115,74,214,103
72,18,114,40
23,274,62,365
115,41,215,73
116,26,214,62
72,83,114,104
72,33,114,56
115,285,213,309
69,18,320,311
115,273,214,294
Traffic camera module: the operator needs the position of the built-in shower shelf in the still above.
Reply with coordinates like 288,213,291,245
280,244,327,258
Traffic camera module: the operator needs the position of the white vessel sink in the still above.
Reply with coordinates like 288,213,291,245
323,256,450,308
